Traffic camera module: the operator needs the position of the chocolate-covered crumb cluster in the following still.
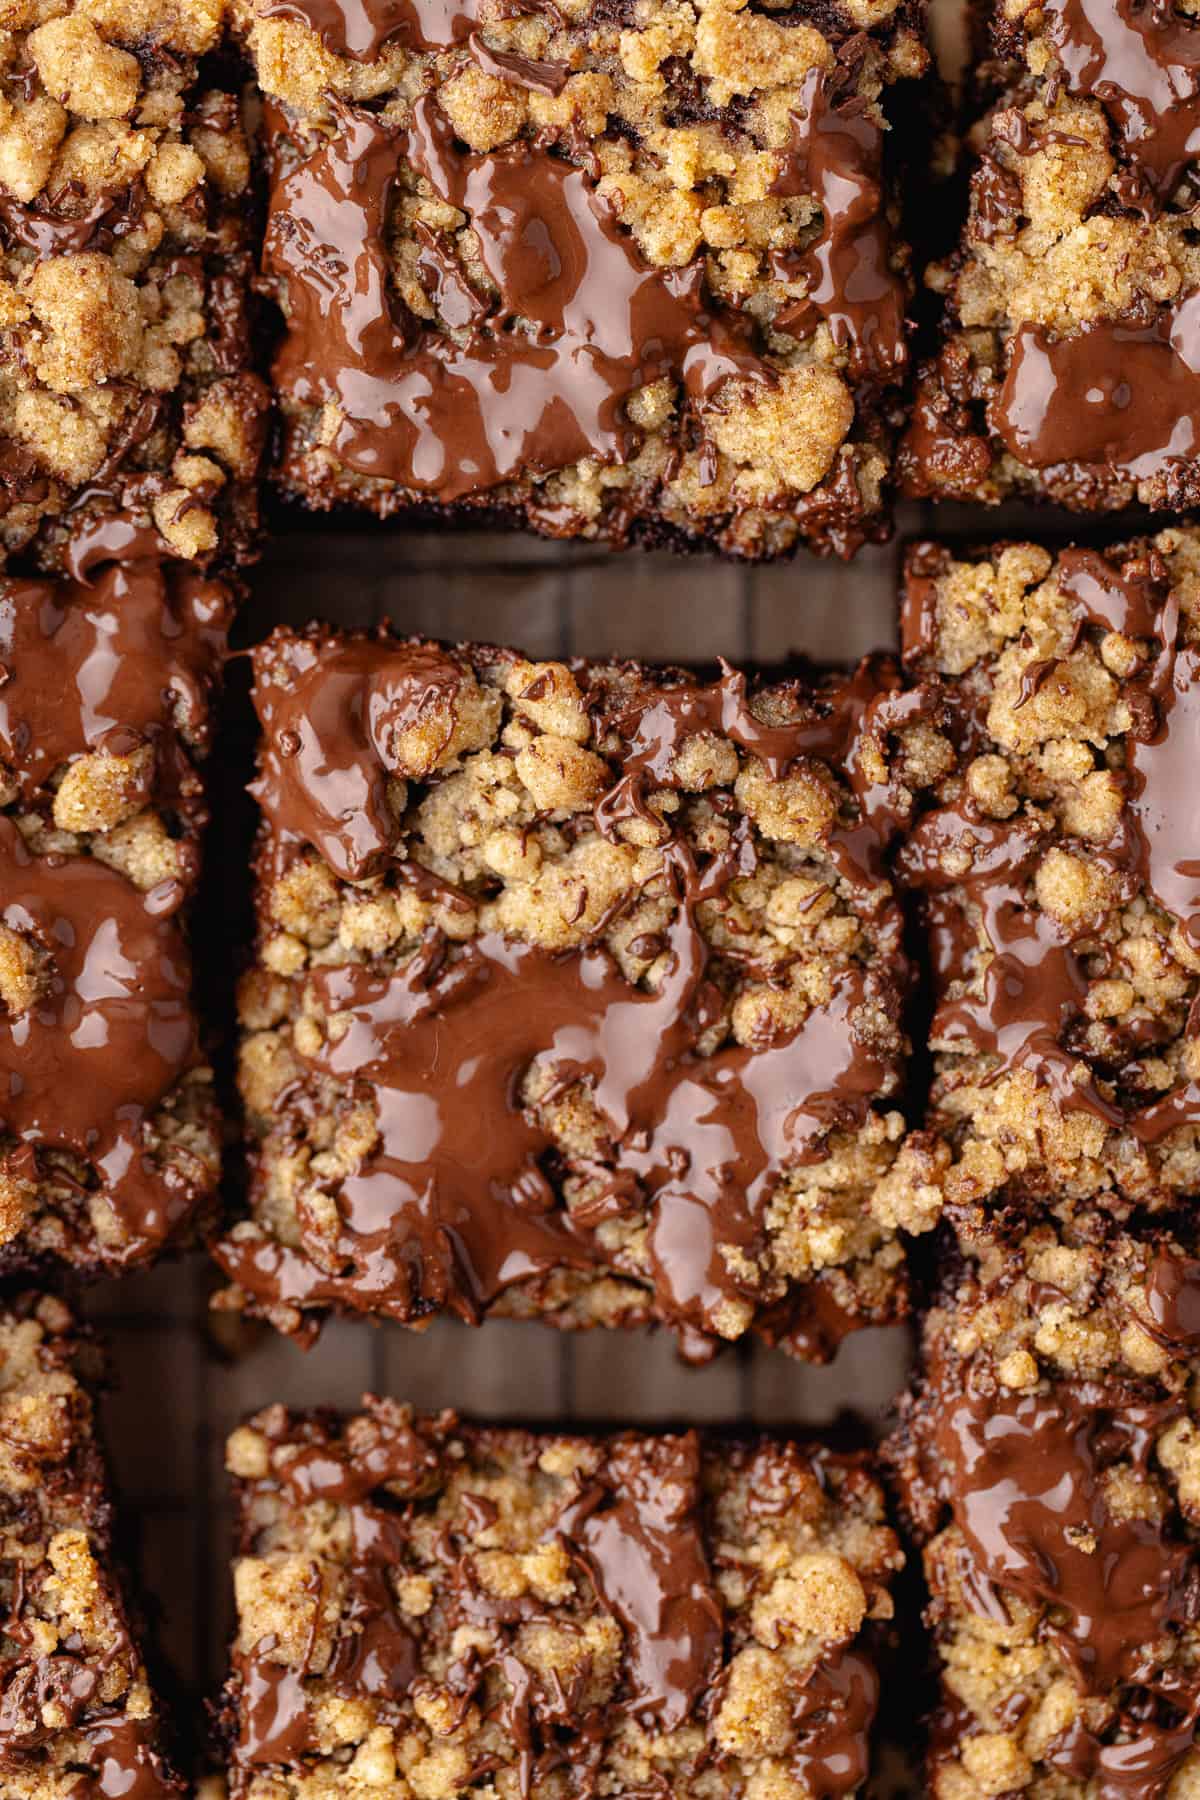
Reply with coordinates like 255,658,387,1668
221,1401,902,1799
896,529,1200,1238
0,1291,183,1800
0,558,228,1275
214,625,953,1357
901,0,1200,511
231,0,925,558
891,1215,1200,1798
0,1,268,573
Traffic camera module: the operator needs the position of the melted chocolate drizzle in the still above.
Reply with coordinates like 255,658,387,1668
771,66,907,380
556,1433,723,1732
1127,642,1200,950
0,559,224,1258
0,559,229,809
1042,0,1200,201
993,299,1200,481
790,1649,879,1796
1145,1249,1200,1346
598,656,938,897
934,1379,1194,1691
234,1419,723,1776
226,855,892,1339
83,1718,183,1800
899,808,1125,1120
259,0,546,56
250,636,464,883
978,0,1200,487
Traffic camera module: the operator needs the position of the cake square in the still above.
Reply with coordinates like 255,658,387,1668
900,0,1200,511
0,1,269,572
0,555,229,1273
891,1214,1200,1796
220,1401,901,1796
0,1291,183,1799
897,529,1200,1236
234,0,927,558
214,626,949,1358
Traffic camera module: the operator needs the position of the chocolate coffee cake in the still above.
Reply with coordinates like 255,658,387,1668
0,555,228,1274
0,1292,184,1799
891,1213,1200,1796
901,0,1200,512
233,0,926,557
896,528,1200,1237
214,625,952,1356
221,1401,902,1798
0,0,268,572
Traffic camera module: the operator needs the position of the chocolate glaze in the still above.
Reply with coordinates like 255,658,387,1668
772,66,907,380
898,361,994,497
1041,0,1200,202
790,1649,879,1797
278,1413,441,1505
1056,545,1170,643
1042,1689,1200,1800
0,1298,183,1797
597,655,938,901
1146,1248,1200,1346
971,151,1024,241
1128,642,1200,950
900,795,1200,1142
266,99,770,502
0,559,229,811
237,1419,427,1771
60,513,176,584
1015,545,1171,705
222,638,921,1349
260,0,505,55
557,1432,722,1731
0,815,201,1257
992,299,1200,480
466,33,570,93
250,636,464,882
931,1377,1194,1691
0,1658,99,1748
0,191,121,259
897,543,951,666
83,1718,182,1800
237,1657,314,1766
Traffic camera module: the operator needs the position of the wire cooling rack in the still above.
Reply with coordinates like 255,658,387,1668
78,520,933,1734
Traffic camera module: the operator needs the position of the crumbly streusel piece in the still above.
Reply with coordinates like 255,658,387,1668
0,0,268,571
891,528,1200,1237
220,1401,902,1799
900,0,1200,511
890,1213,1200,1797
0,1291,183,1799
213,626,952,1358
231,0,927,559
0,556,228,1273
